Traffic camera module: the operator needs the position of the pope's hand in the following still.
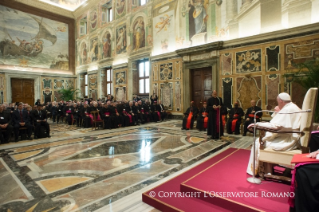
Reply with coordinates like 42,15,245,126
274,106,280,112
306,150,319,158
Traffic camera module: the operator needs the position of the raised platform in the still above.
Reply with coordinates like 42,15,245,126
143,148,291,212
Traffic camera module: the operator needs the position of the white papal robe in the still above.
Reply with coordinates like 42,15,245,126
247,102,301,175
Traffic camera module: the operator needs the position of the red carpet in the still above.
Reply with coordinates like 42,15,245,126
143,148,291,212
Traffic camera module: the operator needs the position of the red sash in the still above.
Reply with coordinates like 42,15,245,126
202,112,208,129
157,112,161,121
123,111,132,123
186,112,193,129
141,109,144,113
248,114,260,119
104,112,110,116
88,114,93,125
231,114,239,132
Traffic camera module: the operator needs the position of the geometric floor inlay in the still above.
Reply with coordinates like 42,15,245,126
0,120,251,212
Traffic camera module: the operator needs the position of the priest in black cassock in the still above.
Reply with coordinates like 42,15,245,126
243,100,262,136
207,90,223,139
226,102,244,135
181,101,198,130
290,148,319,212
196,102,209,131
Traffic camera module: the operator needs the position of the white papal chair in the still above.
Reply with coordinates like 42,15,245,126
252,87,318,182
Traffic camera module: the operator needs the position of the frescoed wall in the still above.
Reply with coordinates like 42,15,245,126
0,5,70,70
41,76,76,103
151,58,183,113
219,34,319,118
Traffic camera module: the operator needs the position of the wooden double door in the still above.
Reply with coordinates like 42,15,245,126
11,78,34,106
191,67,212,108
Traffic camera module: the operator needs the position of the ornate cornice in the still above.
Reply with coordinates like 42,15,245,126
175,41,223,56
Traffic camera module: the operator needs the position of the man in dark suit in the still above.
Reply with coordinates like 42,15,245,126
157,100,167,121
32,104,51,139
0,104,13,144
226,102,244,135
243,100,262,136
12,102,33,142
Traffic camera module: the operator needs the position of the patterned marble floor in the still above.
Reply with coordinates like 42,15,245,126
0,120,254,212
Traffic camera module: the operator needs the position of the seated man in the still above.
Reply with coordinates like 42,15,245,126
196,102,209,131
100,101,113,129
144,100,153,122
0,104,13,144
308,126,319,152
12,102,33,141
126,101,138,125
182,101,198,130
246,93,301,176
137,100,146,124
157,100,167,121
290,149,319,212
64,102,74,125
243,100,262,136
226,102,244,135
33,104,51,139
73,103,81,127
81,103,92,128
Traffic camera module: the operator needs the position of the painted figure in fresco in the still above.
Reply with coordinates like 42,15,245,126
188,0,208,39
116,0,125,15
102,32,111,58
90,11,98,29
116,27,126,54
133,18,145,51
81,43,87,65
155,14,173,34
90,39,98,62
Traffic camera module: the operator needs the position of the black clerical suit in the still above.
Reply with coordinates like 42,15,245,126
243,105,262,136
126,105,138,125
33,109,50,138
157,104,167,121
182,106,198,130
51,105,58,122
196,107,209,131
73,106,81,127
100,106,113,129
81,107,92,128
226,106,244,135
12,109,33,140
144,104,153,122
0,111,13,143
137,104,146,124
56,104,65,123
207,96,224,139
117,104,129,127
64,106,74,125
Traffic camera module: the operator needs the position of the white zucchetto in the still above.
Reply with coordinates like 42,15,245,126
278,92,291,101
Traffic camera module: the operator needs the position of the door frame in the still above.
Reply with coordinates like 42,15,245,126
183,57,219,112
190,67,212,108
6,74,40,104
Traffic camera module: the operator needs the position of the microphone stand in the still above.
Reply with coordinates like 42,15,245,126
247,109,312,185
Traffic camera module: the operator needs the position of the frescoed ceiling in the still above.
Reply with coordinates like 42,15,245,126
39,0,88,11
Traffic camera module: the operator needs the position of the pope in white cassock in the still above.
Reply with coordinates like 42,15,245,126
247,93,302,175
